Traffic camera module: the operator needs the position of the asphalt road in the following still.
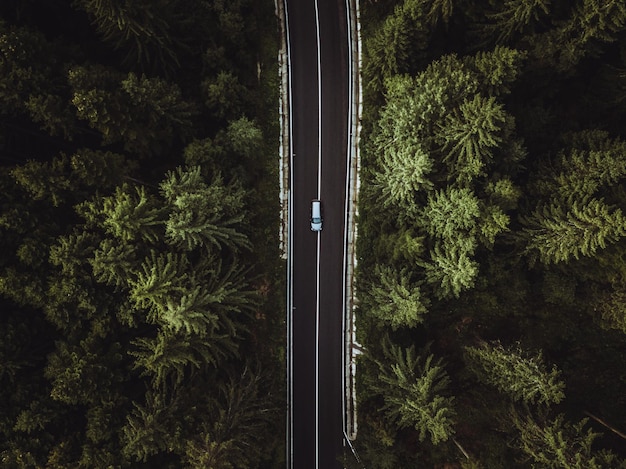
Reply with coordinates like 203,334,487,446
285,0,350,468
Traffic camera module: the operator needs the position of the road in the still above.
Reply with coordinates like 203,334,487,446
285,0,351,468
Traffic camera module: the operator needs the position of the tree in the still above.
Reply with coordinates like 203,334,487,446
183,367,276,469
464,342,565,406
121,390,182,462
419,187,480,240
160,166,250,252
371,338,455,445
435,94,507,183
69,66,196,155
363,0,442,97
483,0,551,43
533,130,626,203
510,411,623,468
72,0,189,75
422,240,479,299
364,265,430,329
520,198,626,264
373,143,433,216
99,184,165,244
201,71,250,121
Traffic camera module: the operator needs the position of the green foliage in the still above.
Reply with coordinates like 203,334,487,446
484,0,551,42
358,0,626,464
465,342,565,405
521,198,626,264
364,265,430,329
511,412,617,469
363,0,430,97
374,143,433,215
73,0,188,74
69,66,196,155
121,390,182,462
201,71,250,121
465,46,527,97
183,367,276,469
534,130,626,202
160,166,250,252
422,241,479,299
372,338,455,445
436,95,506,182
420,187,481,240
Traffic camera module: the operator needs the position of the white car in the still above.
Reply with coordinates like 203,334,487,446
310,199,323,231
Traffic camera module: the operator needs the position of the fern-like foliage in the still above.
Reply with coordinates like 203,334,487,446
371,338,455,445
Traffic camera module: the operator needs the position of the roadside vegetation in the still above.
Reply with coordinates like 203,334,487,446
353,0,626,467
0,1,284,467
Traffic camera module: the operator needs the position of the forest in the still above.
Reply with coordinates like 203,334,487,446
0,1,284,467
352,0,626,468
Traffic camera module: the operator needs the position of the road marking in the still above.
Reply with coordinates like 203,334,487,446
314,0,322,467
282,0,294,466
342,0,352,449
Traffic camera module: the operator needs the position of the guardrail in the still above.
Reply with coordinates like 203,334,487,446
344,0,363,445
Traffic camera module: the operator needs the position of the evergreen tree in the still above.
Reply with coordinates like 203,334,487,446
364,265,430,329
422,240,479,299
464,342,565,405
435,94,507,183
201,71,250,121
121,390,182,462
72,0,189,75
374,143,433,215
363,0,430,97
69,65,196,155
483,0,551,43
464,46,527,97
419,187,480,240
183,367,275,469
372,338,455,445
533,130,626,202
99,184,165,244
521,198,626,264
510,412,623,468
160,166,250,252
130,331,232,390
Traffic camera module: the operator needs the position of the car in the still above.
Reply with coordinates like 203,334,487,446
310,199,323,231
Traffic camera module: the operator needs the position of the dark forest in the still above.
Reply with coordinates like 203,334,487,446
0,1,284,467
353,0,626,467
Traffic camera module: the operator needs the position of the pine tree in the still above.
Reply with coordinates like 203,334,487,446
73,0,188,75
90,238,136,288
419,187,480,240
100,185,165,244
121,390,182,462
534,130,626,202
435,94,507,183
483,0,551,43
225,116,263,160
183,367,275,469
363,0,429,97
422,240,479,299
160,166,250,252
521,198,626,264
510,411,622,468
464,46,527,97
129,330,233,389
365,265,430,329
464,342,565,405
69,66,196,155
372,338,455,445
201,71,249,121
0,23,59,114
129,251,189,319
374,143,433,215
